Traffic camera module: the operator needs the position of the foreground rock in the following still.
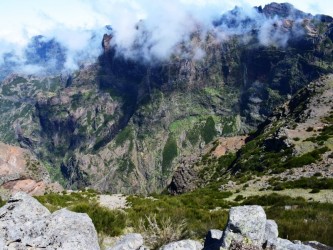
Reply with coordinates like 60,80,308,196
160,240,202,250
107,233,144,250
108,205,330,250
215,205,317,250
0,192,100,250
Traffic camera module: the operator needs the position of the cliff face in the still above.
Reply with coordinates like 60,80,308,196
0,142,62,196
169,73,333,194
0,3,333,193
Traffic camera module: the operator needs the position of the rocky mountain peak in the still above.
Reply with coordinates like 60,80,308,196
102,33,113,53
262,2,311,19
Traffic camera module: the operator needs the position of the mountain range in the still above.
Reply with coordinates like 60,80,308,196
0,2,332,196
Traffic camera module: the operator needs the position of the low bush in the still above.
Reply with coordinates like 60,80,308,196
0,197,5,208
71,202,126,236
284,147,329,169
271,177,333,190
138,214,186,249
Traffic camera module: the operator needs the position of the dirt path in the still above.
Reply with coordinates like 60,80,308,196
98,194,128,210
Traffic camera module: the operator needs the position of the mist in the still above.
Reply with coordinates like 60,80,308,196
0,0,329,76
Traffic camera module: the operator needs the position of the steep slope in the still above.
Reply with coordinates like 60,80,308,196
0,3,333,194
172,74,333,194
0,142,62,196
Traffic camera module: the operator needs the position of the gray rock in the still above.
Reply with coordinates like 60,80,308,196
0,192,100,250
160,239,203,250
203,229,223,250
107,233,144,250
304,241,333,250
263,220,278,247
222,205,267,248
275,238,315,250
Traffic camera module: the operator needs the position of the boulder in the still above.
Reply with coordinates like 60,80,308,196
221,205,267,248
0,192,100,250
206,205,317,250
107,233,144,250
160,239,203,250
275,238,315,250
304,241,333,250
203,229,223,250
263,220,278,247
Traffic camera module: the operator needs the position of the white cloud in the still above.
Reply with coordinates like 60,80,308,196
0,0,332,74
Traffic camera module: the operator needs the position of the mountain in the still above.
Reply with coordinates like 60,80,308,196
0,142,62,196
0,3,333,194
169,73,333,194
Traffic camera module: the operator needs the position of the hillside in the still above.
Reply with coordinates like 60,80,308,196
0,3,333,194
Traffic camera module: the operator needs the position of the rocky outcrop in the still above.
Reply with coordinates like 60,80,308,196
0,192,100,250
0,142,62,196
210,205,317,250
168,136,245,195
222,206,267,249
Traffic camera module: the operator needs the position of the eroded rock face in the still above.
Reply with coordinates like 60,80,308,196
0,192,100,250
0,142,62,196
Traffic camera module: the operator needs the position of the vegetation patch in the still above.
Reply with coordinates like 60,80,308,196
115,126,133,146
127,186,232,247
270,177,333,190
117,157,136,174
162,135,178,174
187,126,200,145
71,202,126,236
242,193,333,246
36,190,126,236
284,147,329,169
201,116,217,144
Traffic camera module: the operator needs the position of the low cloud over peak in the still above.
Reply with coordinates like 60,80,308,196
0,0,332,77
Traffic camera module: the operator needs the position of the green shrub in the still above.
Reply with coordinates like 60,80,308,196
71,202,126,236
0,197,6,208
162,135,178,173
309,188,320,193
234,195,244,201
284,147,329,168
242,193,307,207
115,126,133,146
187,126,200,145
201,116,217,144
274,177,333,190
127,187,232,241
266,202,333,246
306,127,314,132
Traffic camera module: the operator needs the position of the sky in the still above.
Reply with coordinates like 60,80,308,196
0,0,332,72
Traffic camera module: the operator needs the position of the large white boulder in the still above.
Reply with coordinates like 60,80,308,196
0,192,100,250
